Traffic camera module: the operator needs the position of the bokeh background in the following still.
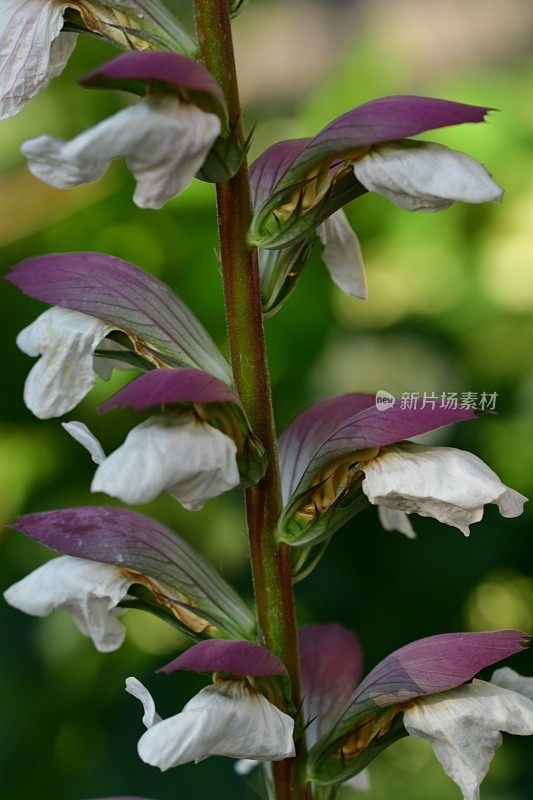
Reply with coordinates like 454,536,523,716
1,0,532,798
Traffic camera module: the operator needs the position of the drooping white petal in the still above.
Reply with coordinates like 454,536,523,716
62,420,105,465
317,210,367,299
0,0,76,120
353,140,503,212
22,95,222,209
404,679,533,800
91,414,240,509
136,680,295,770
3,555,133,652
362,443,527,535
377,505,416,539
16,307,115,419
125,677,162,728
491,667,533,700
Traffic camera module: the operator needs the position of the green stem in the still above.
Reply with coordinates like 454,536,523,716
192,2,310,798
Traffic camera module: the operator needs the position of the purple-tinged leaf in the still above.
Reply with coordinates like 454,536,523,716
160,639,287,677
308,630,529,784
81,52,227,130
5,252,231,384
9,507,254,640
250,96,492,248
279,394,376,503
99,367,240,413
98,368,267,488
300,624,363,744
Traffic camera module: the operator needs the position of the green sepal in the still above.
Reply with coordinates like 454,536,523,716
277,480,369,548
197,122,247,183
308,713,407,786
250,168,366,251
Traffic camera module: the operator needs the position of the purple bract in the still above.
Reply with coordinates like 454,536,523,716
99,367,241,414
160,639,287,677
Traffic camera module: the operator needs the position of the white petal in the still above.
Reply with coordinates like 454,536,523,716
317,210,367,299
377,505,416,539
0,0,76,119
17,306,114,418
22,95,221,209
125,677,162,728
62,421,105,465
91,414,240,508
362,443,527,535
234,758,258,775
3,555,132,652
491,667,533,701
345,769,371,792
404,679,533,800
137,681,295,770
354,140,503,212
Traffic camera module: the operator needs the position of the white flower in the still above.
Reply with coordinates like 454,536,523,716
74,414,240,509
316,210,367,299
0,0,76,120
3,555,133,652
353,140,503,212
362,443,527,535
0,0,145,120
126,676,295,769
404,675,533,800
16,306,116,419
22,95,221,209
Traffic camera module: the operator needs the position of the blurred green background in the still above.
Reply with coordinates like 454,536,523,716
1,0,532,798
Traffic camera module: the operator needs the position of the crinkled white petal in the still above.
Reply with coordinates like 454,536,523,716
137,681,295,770
0,1,76,120
362,443,527,535
353,140,503,212
3,555,132,652
62,421,106,465
404,679,533,800
91,414,240,509
317,210,367,299
377,505,416,539
17,306,114,418
125,677,162,728
22,95,221,209
491,667,533,700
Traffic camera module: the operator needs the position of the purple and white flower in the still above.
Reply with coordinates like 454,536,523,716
4,506,256,642
7,251,233,418
251,96,503,251
307,628,531,791
127,640,294,769
249,97,503,312
22,52,227,209
278,394,526,546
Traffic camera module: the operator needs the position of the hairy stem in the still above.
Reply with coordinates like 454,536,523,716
192,2,310,797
